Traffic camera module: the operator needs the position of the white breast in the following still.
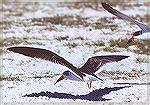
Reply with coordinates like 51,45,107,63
83,74,100,82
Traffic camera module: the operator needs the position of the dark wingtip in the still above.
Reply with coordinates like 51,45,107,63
123,55,129,58
101,2,107,5
119,55,129,59
115,55,129,61
125,55,130,58
7,47,11,50
7,47,21,52
101,2,109,8
101,2,106,7
7,47,15,51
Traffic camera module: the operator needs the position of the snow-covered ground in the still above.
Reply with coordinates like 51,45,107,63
1,0,150,103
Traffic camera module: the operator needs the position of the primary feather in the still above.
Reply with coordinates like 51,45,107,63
8,47,129,79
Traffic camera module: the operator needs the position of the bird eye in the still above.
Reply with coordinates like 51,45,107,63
64,71,70,76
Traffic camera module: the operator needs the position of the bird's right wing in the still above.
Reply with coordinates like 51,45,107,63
101,2,149,31
79,55,129,75
7,47,84,79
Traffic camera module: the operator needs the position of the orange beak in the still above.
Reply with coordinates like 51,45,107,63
127,37,135,45
54,75,65,85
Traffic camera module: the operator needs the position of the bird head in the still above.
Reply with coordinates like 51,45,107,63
54,70,83,85
54,71,71,85
133,31,142,36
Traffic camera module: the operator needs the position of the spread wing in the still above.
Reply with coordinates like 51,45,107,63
7,47,84,79
79,55,129,75
101,2,149,31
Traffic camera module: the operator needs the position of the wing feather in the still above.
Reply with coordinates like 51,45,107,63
79,55,129,75
7,47,84,78
101,2,149,31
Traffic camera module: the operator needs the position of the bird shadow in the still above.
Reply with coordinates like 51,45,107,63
23,86,130,101
114,82,150,85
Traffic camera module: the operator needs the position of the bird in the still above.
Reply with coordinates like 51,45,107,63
7,47,129,88
101,2,150,44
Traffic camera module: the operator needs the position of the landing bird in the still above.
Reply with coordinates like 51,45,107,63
101,2,150,44
7,47,129,88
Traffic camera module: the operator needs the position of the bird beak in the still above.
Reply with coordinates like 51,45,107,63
126,37,135,45
54,75,65,85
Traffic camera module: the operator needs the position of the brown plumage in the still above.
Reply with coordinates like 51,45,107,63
7,47,129,79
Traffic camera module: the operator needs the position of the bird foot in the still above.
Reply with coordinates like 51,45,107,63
87,81,92,89
87,81,96,90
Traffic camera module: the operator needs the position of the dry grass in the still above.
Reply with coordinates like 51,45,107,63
0,21,12,30
2,15,88,31
0,71,55,81
3,37,46,47
92,17,118,30
54,36,87,42
58,0,135,10
144,14,150,24
31,15,88,27
130,14,150,24
0,75,21,81
30,71,54,79
103,47,118,52
108,38,150,55
93,40,105,46
3,37,24,46
54,36,69,41
64,42,79,49
134,57,149,63
85,40,105,47
109,38,128,48
58,1,102,10
132,40,150,55
70,36,86,40
98,69,147,80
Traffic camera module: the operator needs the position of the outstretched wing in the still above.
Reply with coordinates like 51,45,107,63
101,2,149,31
79,55,129,75
7,47,84,79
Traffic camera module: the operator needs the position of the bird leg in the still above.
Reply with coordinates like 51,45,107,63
87,81,97,90
87,81,92,89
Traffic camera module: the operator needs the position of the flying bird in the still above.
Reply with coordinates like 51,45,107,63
101,2,150,44
7,47,129,88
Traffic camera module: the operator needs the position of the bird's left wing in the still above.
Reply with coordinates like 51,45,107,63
7,47,84,79
79,55,129,75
